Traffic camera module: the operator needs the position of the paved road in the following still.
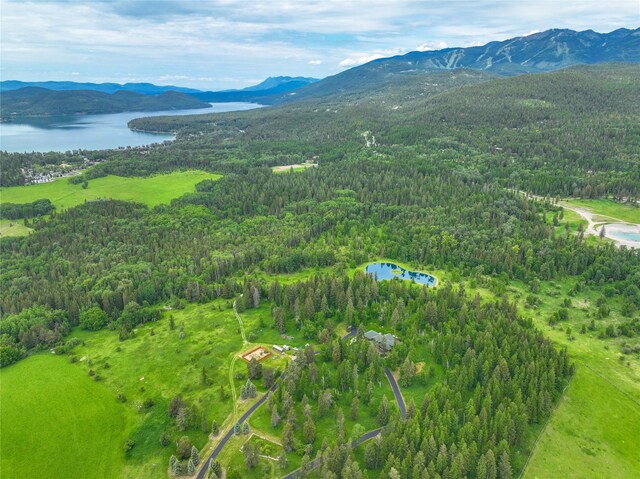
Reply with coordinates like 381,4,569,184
341,326,357,341
384,367,407,420
196,374,285,479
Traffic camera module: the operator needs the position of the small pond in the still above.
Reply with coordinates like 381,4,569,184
365,262,437,286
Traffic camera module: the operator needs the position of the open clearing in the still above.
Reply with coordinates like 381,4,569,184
0,219,32,237
0,170,221,210
271,163,317,173
563,198,640,224
524,367,640,479
0,354,131,479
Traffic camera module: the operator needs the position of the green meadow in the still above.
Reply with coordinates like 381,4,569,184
0,354,131,479
0,219,32,237
524,367,640,479
0,170,220,211
563,198,640,224
0,298,305,479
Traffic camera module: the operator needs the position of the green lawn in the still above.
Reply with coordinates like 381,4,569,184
0,219,32,237
564,198,640,224
524,366,640,479
0,354,132,479
0,170,221,211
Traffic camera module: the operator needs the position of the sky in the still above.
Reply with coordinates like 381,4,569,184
1,0,638,90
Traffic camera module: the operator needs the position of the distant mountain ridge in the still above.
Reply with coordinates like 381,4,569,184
0,76,318,96
0,81,202,95
274,27,640,103
0,87,210,118
238,76,318,91
379,27,640,75
0,76,320,107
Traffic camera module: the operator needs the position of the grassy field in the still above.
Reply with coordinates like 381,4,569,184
499,277,640,478
524,367,640,479
0,298,300,479
0,170,221,211
564,198,640,224
0,219,32,237
0,354,132,479
67,300,245,478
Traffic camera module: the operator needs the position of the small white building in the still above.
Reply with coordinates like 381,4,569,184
273,345,284,353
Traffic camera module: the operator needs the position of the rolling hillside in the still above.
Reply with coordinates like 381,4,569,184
0,87,211,118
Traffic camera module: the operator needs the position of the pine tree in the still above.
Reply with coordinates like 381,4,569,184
187,458,195,475
271,406,281,428
191,445,200,466
498,451,512,479
278,451,288,469
303,413,316,444
378,395,389,425
364,441,378,469
350,397,359,420
208,460,222,478
242,422,250,434
282,421,294,452
211,419,219,436
171,459,182,476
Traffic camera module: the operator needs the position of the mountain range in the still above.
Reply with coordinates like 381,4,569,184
273,27,640,104
1,27,638,116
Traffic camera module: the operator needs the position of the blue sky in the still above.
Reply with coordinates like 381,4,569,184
1,0,638,90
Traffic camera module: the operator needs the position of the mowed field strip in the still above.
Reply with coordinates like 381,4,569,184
0,170,221,210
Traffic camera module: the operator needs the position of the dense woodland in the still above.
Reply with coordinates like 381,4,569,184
225,273,572,478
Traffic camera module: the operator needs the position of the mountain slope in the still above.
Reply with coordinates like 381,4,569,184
0,87,211,118
239,76,318,91
276,27,640,103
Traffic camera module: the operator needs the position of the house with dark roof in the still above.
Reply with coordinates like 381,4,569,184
364,329,395,352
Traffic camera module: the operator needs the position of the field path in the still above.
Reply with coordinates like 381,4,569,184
520,192,639,248
559,201,639,248
229,354,239,421
233,295,248,344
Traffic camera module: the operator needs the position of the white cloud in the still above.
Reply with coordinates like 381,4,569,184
339,54,384,67
523,29,541,36
308,59,322,65
416,41,448,51
338,47,408,68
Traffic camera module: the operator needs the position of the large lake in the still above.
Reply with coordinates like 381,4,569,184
0,102,262,153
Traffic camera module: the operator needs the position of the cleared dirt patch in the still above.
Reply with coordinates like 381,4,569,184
241,346,272,362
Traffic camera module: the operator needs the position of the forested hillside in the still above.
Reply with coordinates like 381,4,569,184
0,87,210,119
128,64,639,198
